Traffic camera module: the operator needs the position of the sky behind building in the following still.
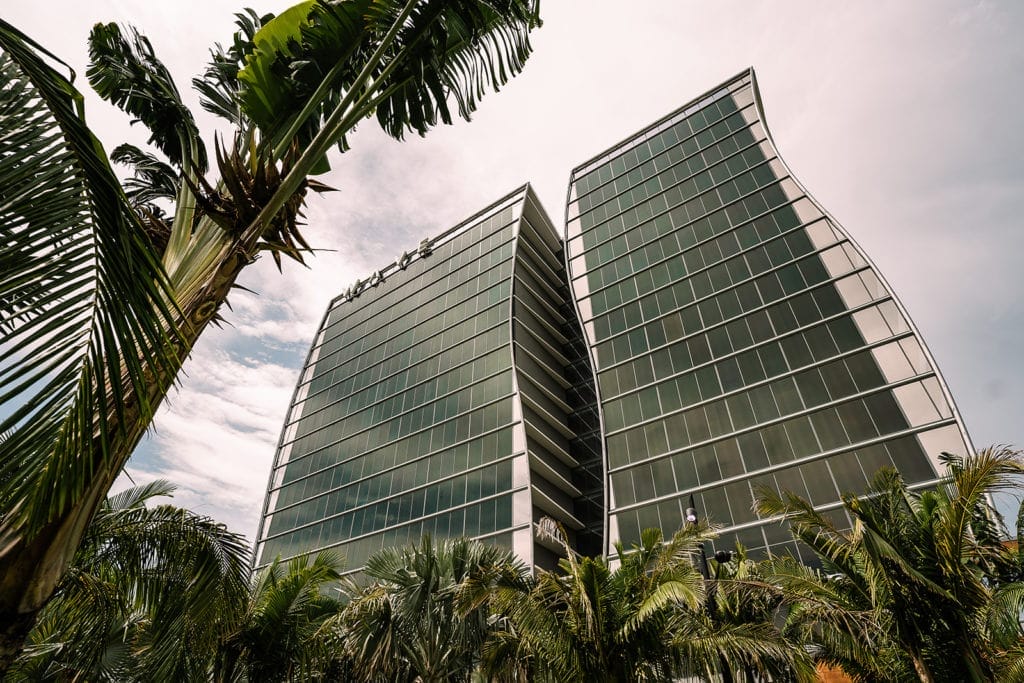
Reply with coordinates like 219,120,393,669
7,1,1023,540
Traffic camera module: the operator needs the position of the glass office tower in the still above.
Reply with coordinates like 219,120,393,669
565,68,973,560
257,69,974,570
254,186,602,573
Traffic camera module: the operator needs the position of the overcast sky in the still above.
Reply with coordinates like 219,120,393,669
8,1,1023,540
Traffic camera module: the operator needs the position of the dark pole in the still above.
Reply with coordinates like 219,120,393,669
686,495,734,683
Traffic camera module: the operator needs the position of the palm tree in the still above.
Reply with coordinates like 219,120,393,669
6,480,250,680
215,550,348,682
0,0,542,668
486,522,814,682
757,446,1024,683
702,546,817,683
333,534,531,682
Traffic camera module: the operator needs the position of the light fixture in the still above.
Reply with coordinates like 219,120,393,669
685,494,698,524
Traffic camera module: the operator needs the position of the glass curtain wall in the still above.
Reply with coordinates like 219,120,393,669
565,69,973,560
256,190,529,573
255,186,603,573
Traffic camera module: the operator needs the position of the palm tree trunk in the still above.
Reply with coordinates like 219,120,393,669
908,645,936,683
0,243,255,674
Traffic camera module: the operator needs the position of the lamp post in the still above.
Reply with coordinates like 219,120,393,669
686,495,734,683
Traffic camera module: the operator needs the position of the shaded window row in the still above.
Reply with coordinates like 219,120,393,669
574,110,752,218
584,191,821,331
274,422,516,514
276,421,515,503
572,127,773,263
598,302,883,404
603,327,890,437
572,130,770,261
571,177,819,293
611,430,937,546
593,249,856,371
267,457,514,540
588,230,832,355
307,305,510,414
284,390,515,476
605,367,925,473
574,115,762,229
577,184,813,308
295,336,510,429
610,408,936,512
260,495,515,572
293,354,512,449
310,254,513,384
573,87,743,199
293,342,510,443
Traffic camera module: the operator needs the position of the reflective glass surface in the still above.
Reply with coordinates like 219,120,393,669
567,71,972,556
256,188,605,572
257,197,527,572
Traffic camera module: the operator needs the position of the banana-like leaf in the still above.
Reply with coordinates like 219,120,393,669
193,8,268,126
0,19,178,536
9,483,251,680
236,0,368,145
236,0,319,125
373,0,541,139
87,22,207,173
234,0,540,160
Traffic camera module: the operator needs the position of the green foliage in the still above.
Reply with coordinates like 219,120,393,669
218,551,347,682
0,18,178,537
8,482,250,680
228,0,542,166
758,447,1024,682
87,22,207,172
111,143,180,209
334,535,531,683
487,523,813,682
1,3,545,670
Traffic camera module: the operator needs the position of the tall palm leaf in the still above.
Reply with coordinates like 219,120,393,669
757,447,1024,682
335,535,531,683
0,1,542,668
7,481,250,680
216,550,346,682
687,547,817,681
487,522,811,682
0,19,179,668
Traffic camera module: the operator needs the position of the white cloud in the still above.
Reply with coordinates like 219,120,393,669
126,346,298,540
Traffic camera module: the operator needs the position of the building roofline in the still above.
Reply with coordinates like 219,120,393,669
325,183,532,312
569,67,755,179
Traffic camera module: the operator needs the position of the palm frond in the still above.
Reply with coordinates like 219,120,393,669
193,8,268,127
668,615,817,682
0,18,178,539
372,0,542,139
10,485,250,680
111,143,180,208
87,23,207,172
102,478,176,512
985,581,1024,647
227,550,345,681
234,0,541,155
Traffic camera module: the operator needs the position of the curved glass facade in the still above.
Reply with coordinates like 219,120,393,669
257,70,973,570
565,69,973,560
255,186,602,573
